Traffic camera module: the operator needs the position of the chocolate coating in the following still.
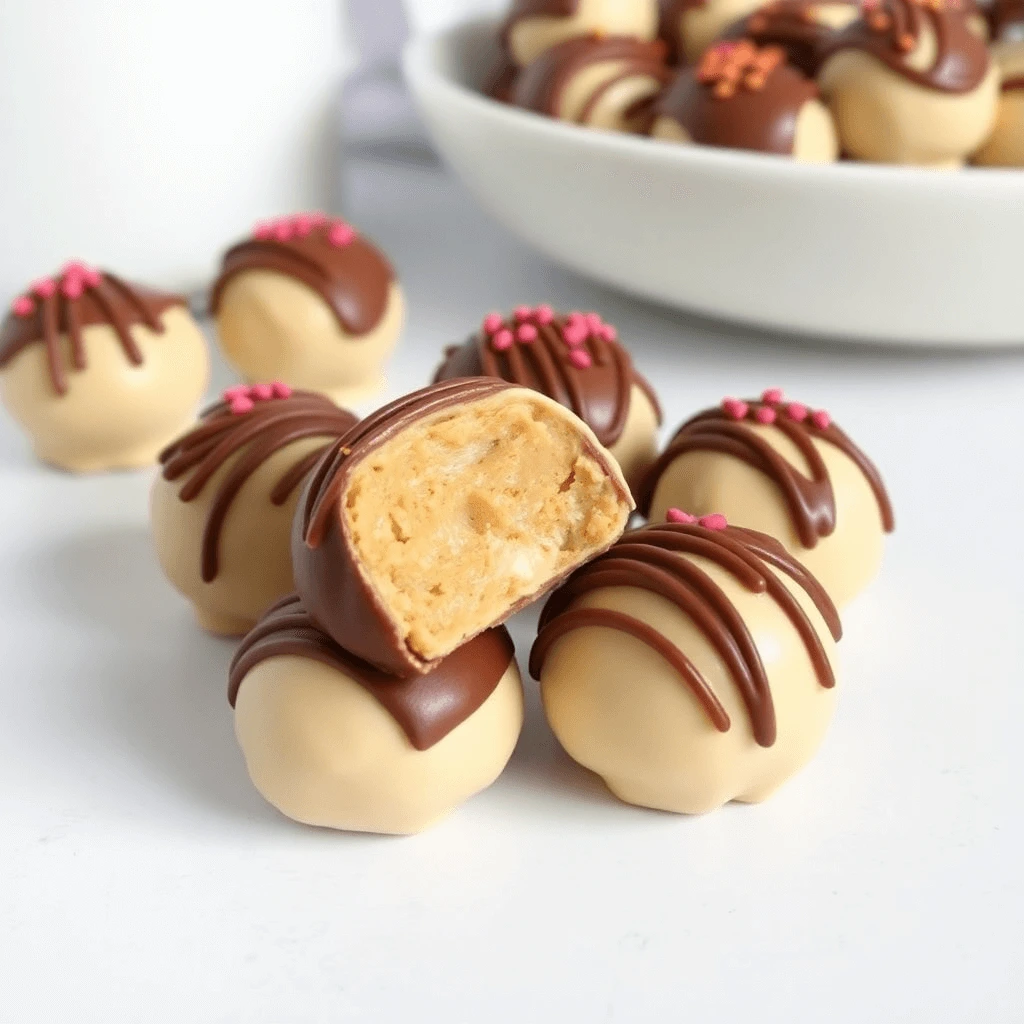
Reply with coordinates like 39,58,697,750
989,0,1024,41
159,390,357,583
210,215,394,338
637,396,895,548
433,309,661,449
657,0,708,64
821,0,990,93
531,520,841,748
0,269,185,397
229,595,516,751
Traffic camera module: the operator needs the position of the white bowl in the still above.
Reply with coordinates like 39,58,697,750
405,18,1024,346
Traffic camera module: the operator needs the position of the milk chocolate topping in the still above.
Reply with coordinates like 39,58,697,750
433,307,662,448
513,35,671,123
821,0,990,93
159,387,357,582
229,595,516,751
210,213,394,338
0,264,186,396
530,518,841,747
657,0,709,64
637,392,895,548
658,42,819,154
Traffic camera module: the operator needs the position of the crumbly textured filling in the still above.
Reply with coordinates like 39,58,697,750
344,394,630,662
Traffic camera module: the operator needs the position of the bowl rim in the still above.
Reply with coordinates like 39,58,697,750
404,15,1024,194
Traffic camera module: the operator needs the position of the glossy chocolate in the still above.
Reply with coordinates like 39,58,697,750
637,393,895,548
989,0,1024,41
657,0,708,65
0,264,186,396
433,307,662,448
821,0,990,93
229,595,516,751
657,42,818,154
159,387,357,582
530,519,841,747
210,213,394,338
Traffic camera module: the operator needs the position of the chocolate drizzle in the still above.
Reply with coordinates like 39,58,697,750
433,308,662,448
637,394,895,548
0,266,186,396
229,595,516,751
513,36,671,123
821,0,990,93
210,213,394,338
159,389,357,582
657,0,709,64
530,520,842,747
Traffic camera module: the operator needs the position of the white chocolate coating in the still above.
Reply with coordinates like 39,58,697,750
818,26,999,166
150,436,333,636
0,306,208,473
235,657,524,835
539,557,839,814
215,272,404,405
973,42,1024,166
646,422,887,606
557,59,666,131
608,383,661,490
508,0,659,66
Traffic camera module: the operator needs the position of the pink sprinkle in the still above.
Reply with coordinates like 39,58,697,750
492,329,514,351
569,349,592,369
83,268,102,288
307,211,328,226
31,278,56,299
61,277,85,299
251,383,274,401
761,388,784,404
585,313,603,331
517,324,538,343
787,402,808,422
230,397,255,415
755,407,777,425
563,324,588,346
272,221,294,242
811,410,832,429
666,508,697,524
535,304,554,325
11,295,34,317
61,260,88,279
482,312,503,335
599,323,618,342
223,386,249,401
328,222,356,247
293,214,315,237
699,514,728,531
722,398,749,420
253,222,274,240
271,381,293,399
514,305,532,322
567,311,586,325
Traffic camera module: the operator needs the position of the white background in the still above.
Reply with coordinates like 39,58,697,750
1,156,1021,1022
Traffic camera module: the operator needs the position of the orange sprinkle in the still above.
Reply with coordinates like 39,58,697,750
897,30,916,50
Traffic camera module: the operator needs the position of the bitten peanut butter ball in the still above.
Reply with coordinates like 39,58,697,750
501,0,660,67
211,213,404,405
637,389,894,606
0,263,208,473
657,0,765,65
651,41,838,160
512,36,672,131
293,378,634,677
719,0,860,76
151,386,357,636
972,40,1024,165
434,306,662,491
531,515,842,814
231,597,524,835
817,0,998,166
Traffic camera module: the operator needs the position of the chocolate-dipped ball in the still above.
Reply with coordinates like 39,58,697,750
433,306,662,490
531,514,841,814
513,35,672,130
657,0,765,65
637,390,894,606
651,41,839,160
972,41,1024,165
719,0,860,75
0,263,208,472
152,386,358,636
501,0,660,67
231,597,524,835
293,378,633,677
817,0,998,166
211,213,404,405
989,0,1024,41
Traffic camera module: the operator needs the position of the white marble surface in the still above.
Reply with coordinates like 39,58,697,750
1,157,1021,1022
